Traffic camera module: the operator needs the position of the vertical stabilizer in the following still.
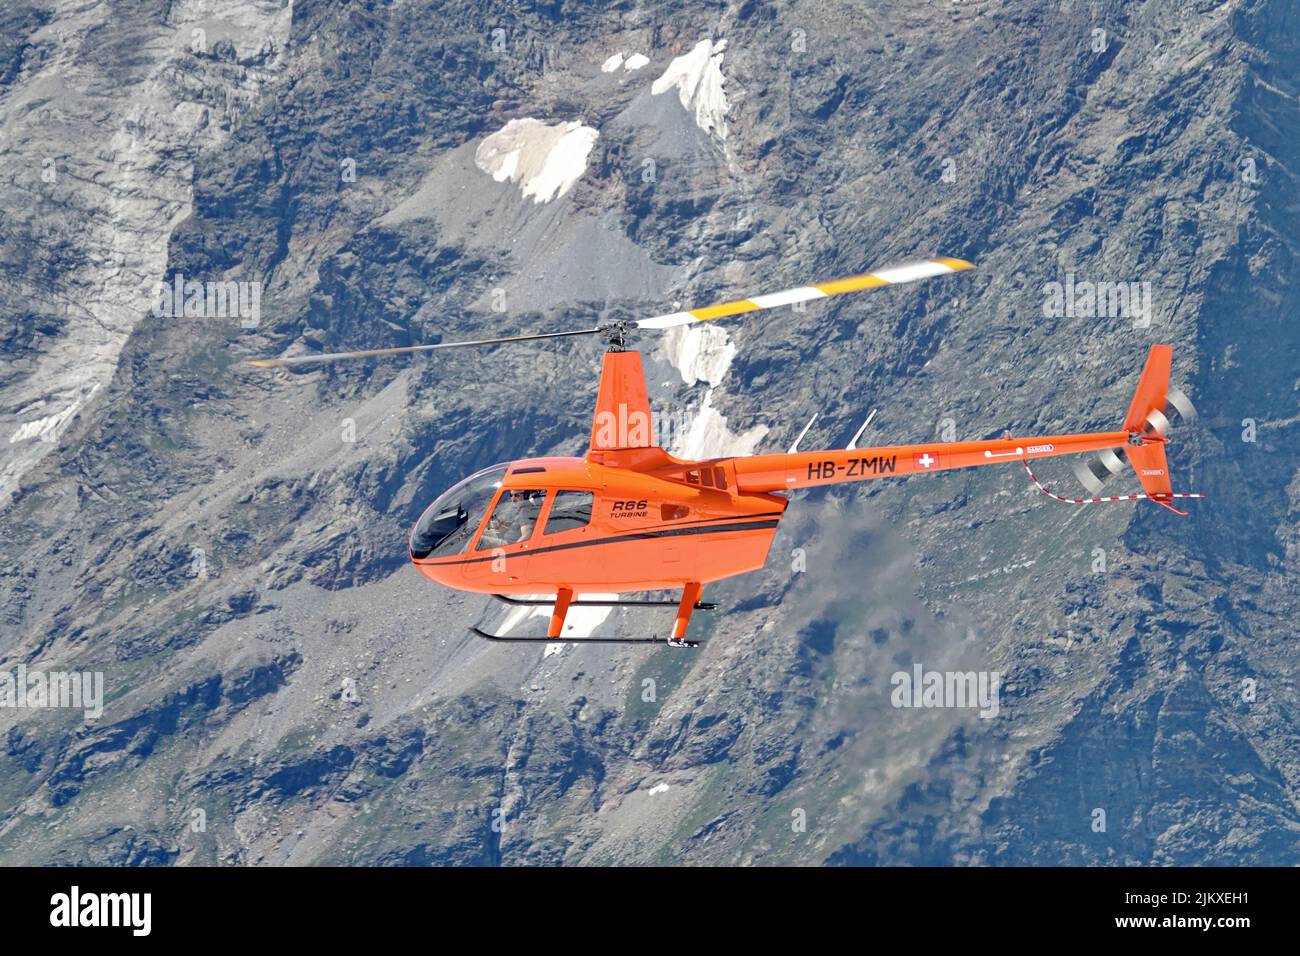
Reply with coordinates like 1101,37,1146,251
588,351,656,453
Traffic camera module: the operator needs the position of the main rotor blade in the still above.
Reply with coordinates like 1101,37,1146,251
247,327,603,368
636,256,974,330
246,255,973,367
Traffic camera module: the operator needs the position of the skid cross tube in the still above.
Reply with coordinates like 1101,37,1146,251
474,588,712,645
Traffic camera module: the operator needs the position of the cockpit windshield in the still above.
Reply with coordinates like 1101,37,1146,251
410,464,508,559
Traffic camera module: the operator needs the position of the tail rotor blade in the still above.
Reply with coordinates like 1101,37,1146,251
1166,386,1197,424
1143,407,1171,437
1073,448,1126,495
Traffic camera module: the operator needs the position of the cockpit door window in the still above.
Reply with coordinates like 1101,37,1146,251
542,490,594,535
476,489,547,550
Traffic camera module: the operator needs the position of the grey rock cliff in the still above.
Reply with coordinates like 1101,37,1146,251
0,0,1296,865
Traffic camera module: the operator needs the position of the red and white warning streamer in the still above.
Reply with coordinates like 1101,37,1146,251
1021,460,1206,506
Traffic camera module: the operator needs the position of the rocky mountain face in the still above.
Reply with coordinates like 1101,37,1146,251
1,0,1296,865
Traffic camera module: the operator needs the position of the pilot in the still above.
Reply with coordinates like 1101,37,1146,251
512,490,544,541
484,490,543,547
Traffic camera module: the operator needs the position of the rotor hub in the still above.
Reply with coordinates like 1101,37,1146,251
599,320,636,352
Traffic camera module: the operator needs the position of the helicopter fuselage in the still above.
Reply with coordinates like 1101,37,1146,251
249,258,1200,645
409,452,788,595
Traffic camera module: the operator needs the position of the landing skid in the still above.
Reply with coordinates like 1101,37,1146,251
491,594,717,610
472,585,711,647
471,626,698,647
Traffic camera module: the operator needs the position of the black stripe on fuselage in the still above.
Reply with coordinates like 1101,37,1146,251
613,510,785,535
414,511,783,567
414,516,782,568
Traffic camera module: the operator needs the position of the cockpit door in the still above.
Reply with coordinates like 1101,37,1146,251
470,488,548,584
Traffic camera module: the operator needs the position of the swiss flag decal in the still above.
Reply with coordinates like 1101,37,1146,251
913,452,940,471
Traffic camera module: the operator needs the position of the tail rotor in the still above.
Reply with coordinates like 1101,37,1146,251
1070,385,1196,496
1028,346,1205,514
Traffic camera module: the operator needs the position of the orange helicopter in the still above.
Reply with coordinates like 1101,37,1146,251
250,257,1201,647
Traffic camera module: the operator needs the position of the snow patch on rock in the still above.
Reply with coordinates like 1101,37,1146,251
660,315,767,459
8,385,100,444
474,118,598,204
671,390,768,460
602,51,649,73
651,39,729,141
662,324,735,387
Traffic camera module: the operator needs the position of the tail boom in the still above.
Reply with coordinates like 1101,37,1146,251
731,431,1131,493
730,345,1198,513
